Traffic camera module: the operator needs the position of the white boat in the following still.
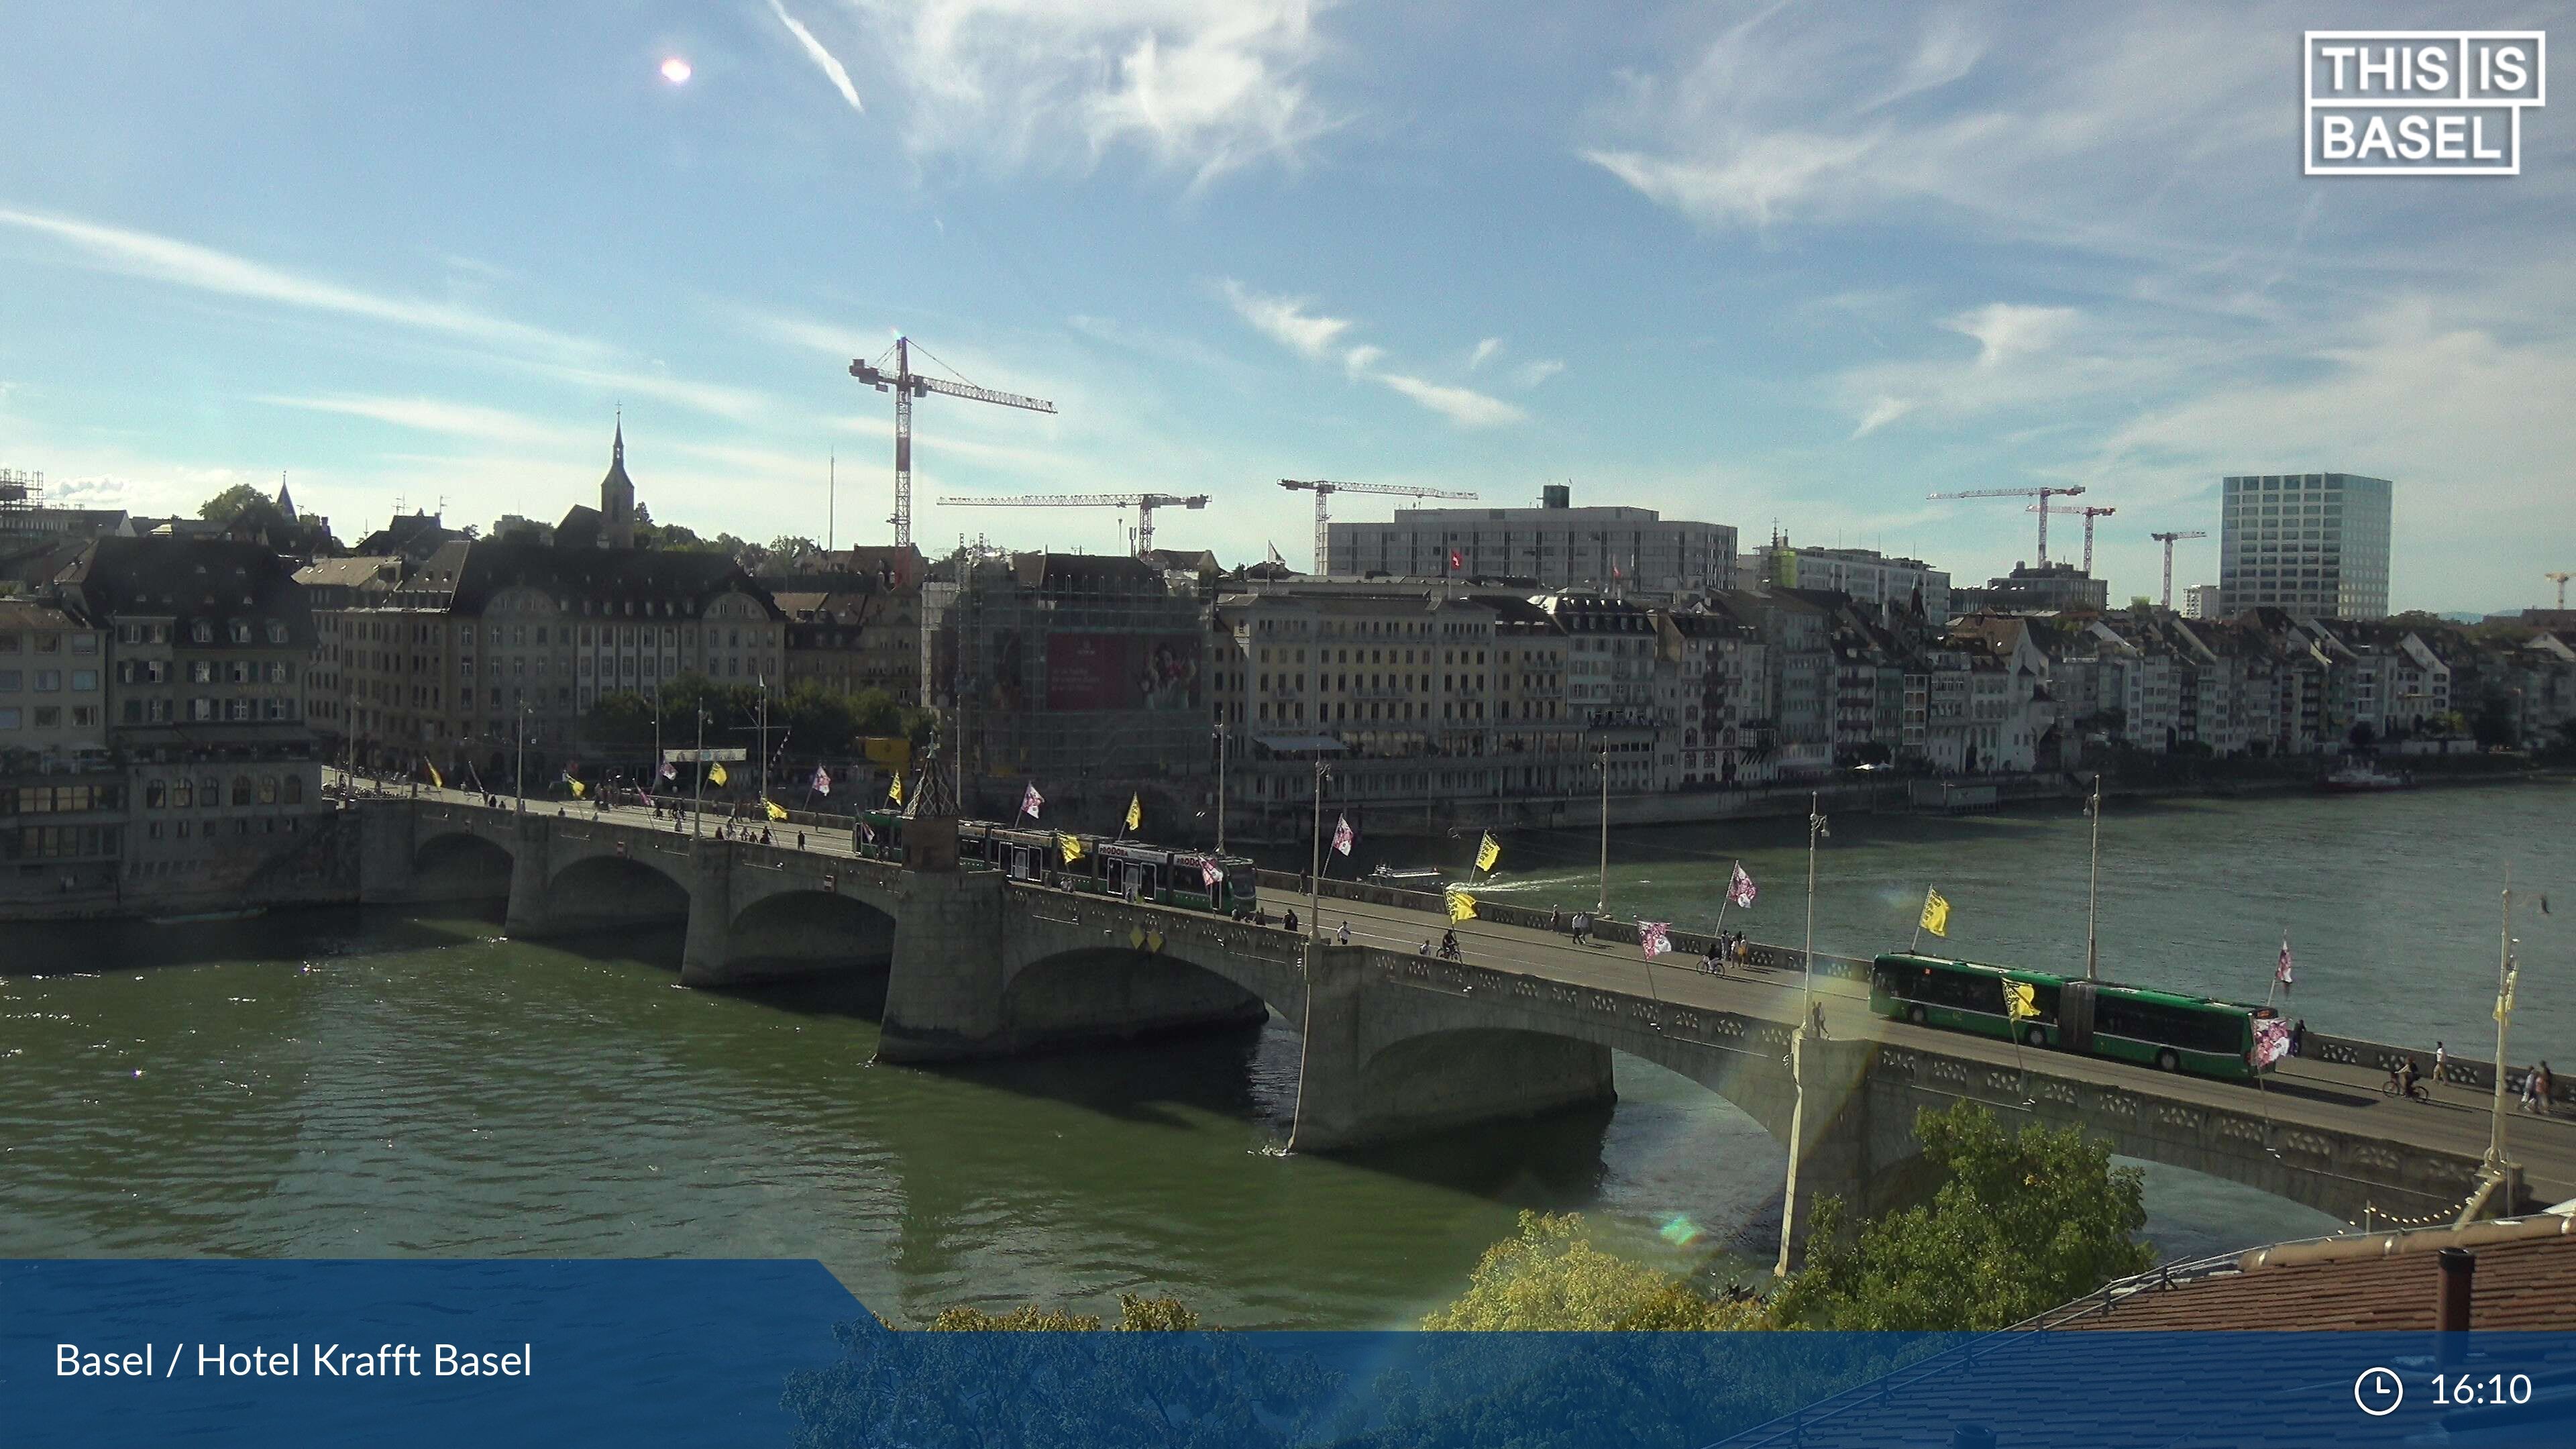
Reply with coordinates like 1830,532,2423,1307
1369,864,1445,885
2318,762,2414,793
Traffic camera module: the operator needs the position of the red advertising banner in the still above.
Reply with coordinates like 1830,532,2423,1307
1044,634,1201,712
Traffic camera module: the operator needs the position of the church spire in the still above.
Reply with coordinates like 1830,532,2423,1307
612,407,624,466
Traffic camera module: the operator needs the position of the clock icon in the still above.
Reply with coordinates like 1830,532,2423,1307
2355,1366,2404,1417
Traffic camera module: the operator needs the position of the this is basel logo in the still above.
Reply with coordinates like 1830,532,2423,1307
2306,31,2546,174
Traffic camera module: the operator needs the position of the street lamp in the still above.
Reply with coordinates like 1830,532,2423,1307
1214,720,1230,855
1593,736,1611,913
1307,758,1331,936
1777,790,1829,1279
514,700,531,814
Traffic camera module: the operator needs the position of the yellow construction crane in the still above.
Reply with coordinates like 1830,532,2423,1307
849,336,1057,549
2150,529,2209,608
2027,502,2118,574
1277,478,1479,573
937,492,1210,557
1927,485,2087,568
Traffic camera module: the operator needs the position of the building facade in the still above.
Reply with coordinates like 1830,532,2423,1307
1328,486,1737,594
2218,472,2392,619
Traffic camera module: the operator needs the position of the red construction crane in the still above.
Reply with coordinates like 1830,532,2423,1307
2150,529,2208,609
2026,502,2118,574
2546,572,2571,610
1926,485,2087,567
938,492,1209,557
1278,479,1479,573
849,336,1056,548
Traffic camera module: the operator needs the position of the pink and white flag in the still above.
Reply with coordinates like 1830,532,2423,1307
1200,859,1224,889
1727,863,1758,909
659,759,678,782
1640,921,1672,957
2254,1017,2292,1067
1021,783,1044,820
2275,935,2295,993
812,767,833,796
1332,814,1354,857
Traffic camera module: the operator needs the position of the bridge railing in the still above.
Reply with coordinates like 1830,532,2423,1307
1252,868,1878,983
1004,881,1309,972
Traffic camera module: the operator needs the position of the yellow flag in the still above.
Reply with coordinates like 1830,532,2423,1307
1919,888,1951,938
568,778,586,798
1475,832,1501,873
708,761,729,787
1446,888,1477,923
2497,965,2518,1023
426,760,443,789
888,773,904,805
1125,794,1142,832
764,798,788,821
2004,979,2037,1021
1059,831,1086,863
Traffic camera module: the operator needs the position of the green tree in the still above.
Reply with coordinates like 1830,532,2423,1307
199,482,272,523
1421,1211,1768,1331
582,690,659,749
1772,1102,2153,1330
926,1294,1203,1332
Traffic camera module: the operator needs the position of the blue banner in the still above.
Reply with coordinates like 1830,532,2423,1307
8,1260,2574,1447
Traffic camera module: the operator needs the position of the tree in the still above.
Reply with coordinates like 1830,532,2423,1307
1421,1211,1768,1331
763,535,824,575
1771,1102,2153,1331
199,483,272,523
926,1294,1202,1332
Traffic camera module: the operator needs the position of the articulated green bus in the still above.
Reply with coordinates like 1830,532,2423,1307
851,814,1259,917
1868,952,2279,1082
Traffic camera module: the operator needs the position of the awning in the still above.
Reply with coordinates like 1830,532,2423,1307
1252,734,1348,753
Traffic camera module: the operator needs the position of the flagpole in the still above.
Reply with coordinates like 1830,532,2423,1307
1779,792,1824,1279
1214,722,1229,855
2085,773,2103,981
1595,739,1610,914
2485,865,2516,1189
692,709,706,838
1911,885,1930,954
1714,858,1738,938
1308,760,1327,937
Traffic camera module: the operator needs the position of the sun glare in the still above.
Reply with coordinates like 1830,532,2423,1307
659,56,692,85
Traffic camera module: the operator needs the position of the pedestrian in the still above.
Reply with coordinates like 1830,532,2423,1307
2520,1066,2540,1114
1284,908,1299,935
1703,940,1724,975
2290,1018,2306,1057
2433,1040,2447,1089
1336,921,1350,945
1809,1001,1829,1041
2540,1062,2557,1118
797,831,806,850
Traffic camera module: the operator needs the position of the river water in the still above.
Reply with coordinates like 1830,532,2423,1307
3,780,2566,1328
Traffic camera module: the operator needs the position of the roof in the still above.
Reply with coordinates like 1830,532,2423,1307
0,598,87,630
292,555,404,590
53,536,315,646
396,539,781,619
2052,1214,2576,1330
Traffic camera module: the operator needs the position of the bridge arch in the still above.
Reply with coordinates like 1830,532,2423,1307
998,945,1277,1053
533,851,692,935
411,830,514,900
724,888,900,979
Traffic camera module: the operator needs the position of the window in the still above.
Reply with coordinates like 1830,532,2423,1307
282,775,303,805
266,621,288,645
171,779,192,808
201,777,220,809
35,670,60,692
72,669,97,691
34,706,59,728
0,671,15,691
231,776,254,806
230,621,252,644
258,775,278,804
147,780,166,809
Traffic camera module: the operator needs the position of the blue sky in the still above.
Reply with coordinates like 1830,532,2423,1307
2,1,2569,612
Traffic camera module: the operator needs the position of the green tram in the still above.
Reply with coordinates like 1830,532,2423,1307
1868,952,2280,1082
851,812,1258,917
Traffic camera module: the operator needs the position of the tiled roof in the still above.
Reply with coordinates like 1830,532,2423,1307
2055,1216,2576,1331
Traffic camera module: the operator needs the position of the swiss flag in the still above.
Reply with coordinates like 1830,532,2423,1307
1448,548,1464,572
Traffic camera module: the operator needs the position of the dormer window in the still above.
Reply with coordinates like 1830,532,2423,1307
191,620,213,644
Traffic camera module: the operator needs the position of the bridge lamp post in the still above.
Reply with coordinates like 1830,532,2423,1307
1307,759,1330,936
1776,790,1830,1279
514,700,531,816
2485,869,2524,1189
1593,737,1610,914
2084,772,2103,981
1214,721,1229,855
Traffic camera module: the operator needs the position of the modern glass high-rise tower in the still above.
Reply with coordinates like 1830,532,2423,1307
2216,473,2391,620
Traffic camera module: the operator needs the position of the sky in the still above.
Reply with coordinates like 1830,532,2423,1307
1,1,2570,613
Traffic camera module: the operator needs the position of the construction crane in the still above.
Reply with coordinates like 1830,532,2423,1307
2025,502,2117,574
937,492,1210,557
849,336,1056,549
2149,529,2209,609
1927,485,2087,567
2548,572,2572,610
1277,479,1479,574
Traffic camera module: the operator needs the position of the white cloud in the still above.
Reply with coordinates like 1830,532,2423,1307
1468,337,1502,369
1219,279,1350,360
0,205,590,358
1341,343,1381,374
253,394,592,451
1512,358,1564,388
855,0,1338,185
1946,303,2078,368
1851,395,1917,437
767,0,866,112
1372,372,1525,429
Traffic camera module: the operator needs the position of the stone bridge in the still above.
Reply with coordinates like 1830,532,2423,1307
352,796,2534,1237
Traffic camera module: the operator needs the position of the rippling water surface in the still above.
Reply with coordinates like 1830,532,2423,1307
3,781,2564,1326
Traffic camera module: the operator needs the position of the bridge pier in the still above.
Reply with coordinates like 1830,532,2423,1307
876,858,1012,1062
679,842,735,988
1287,945,1618,1153
501,814,559,937
356,802,419,906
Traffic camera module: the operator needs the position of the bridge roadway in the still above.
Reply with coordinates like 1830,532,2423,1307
348,779,2570,1230
1310,894,2576,1222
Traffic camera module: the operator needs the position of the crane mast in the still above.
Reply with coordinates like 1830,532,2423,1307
2149,529,2208,609
2028,502,2118,574
1277,478,1480,573
850,336,1057,548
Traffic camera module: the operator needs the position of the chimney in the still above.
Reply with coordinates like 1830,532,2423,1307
2436,1246,2475,1333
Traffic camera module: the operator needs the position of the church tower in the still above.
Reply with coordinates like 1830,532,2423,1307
600,415,636,548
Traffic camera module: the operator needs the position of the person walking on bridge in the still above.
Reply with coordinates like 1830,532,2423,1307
2432,1041,2447,1092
